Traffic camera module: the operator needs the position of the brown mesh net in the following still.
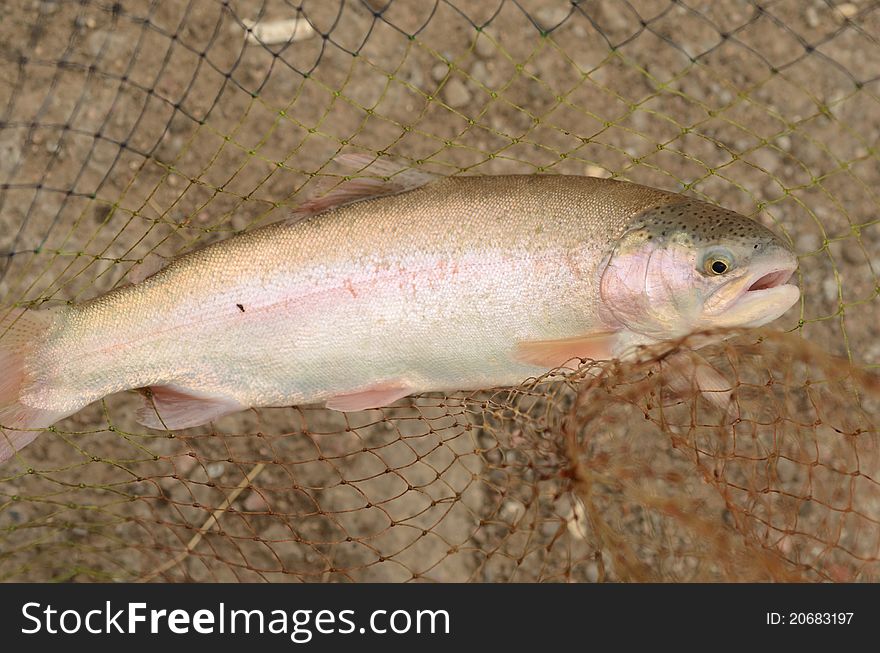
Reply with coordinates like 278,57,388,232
1,0,878,582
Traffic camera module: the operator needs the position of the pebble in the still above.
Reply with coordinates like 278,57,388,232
0,135,22,176
87,30,129,58
400,64,424,90
38,0,59,14
601,0,631,32
431,63,449,83
865,341,880,364
838,237,864,265
74,15,97,30
470,60,492,87
584,561,600,582
206,462,226,479
776,134,792,151
795,232,820,254
157,135,184,162
500,499,525,523
805,6,820,28
751,147,779,172
474,34,496,59
442,77,472,108
774,457,799,484
536,7,571,29
243,491,269,512
822,276,839,303
837,3,858,19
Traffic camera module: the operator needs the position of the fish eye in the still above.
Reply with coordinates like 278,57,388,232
701,249,734,276
707,258,729,275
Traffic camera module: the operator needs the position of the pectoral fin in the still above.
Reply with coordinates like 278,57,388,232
136,385,245,430
662,352,734,412
325,382,413,412
513,332,618,369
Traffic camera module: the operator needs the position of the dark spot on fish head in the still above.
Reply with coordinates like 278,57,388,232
236,303,245,312
631,198,792,253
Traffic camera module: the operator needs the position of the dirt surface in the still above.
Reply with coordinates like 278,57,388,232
0,0,878,581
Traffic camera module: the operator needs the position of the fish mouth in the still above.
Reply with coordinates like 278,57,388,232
746,268,795,292
704,260,800,328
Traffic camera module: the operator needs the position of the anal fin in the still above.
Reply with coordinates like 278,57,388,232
325,382,413,412
136,385,245,430
513,332,617,369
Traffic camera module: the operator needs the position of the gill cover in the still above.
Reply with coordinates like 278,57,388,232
599,226,701,340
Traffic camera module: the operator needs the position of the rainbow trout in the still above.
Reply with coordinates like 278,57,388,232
0,157,799,461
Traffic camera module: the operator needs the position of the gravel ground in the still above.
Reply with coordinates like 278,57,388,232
0,0,878,581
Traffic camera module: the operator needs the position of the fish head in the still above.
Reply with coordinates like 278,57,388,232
599,199,800,342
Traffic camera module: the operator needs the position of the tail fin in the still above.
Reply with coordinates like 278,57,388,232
0,307,66,463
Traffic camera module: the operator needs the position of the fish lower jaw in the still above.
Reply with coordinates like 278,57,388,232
704,283,800,329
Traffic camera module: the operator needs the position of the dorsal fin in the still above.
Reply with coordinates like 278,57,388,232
291,154,439,218
127,252,167,285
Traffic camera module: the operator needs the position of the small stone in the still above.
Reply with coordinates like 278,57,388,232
474,34,496,59
400,64,424,90
805,6,820,27
431,63,449,82
243,491,269,511
442,77,472,108
865,341,880,364
822,276,839,303
839,238,864,265
795,232,820,254
156,135,184,162
584,561,599,583
500,499,525,523
751,148,779,172
837,3,858,19
93,203,113,224
0,135,22,176
470,61,492,87
775,457,800,484
776,134,792,151
601,0,632,32
89,29,135,61
206,462,225,479
536,7,570,29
